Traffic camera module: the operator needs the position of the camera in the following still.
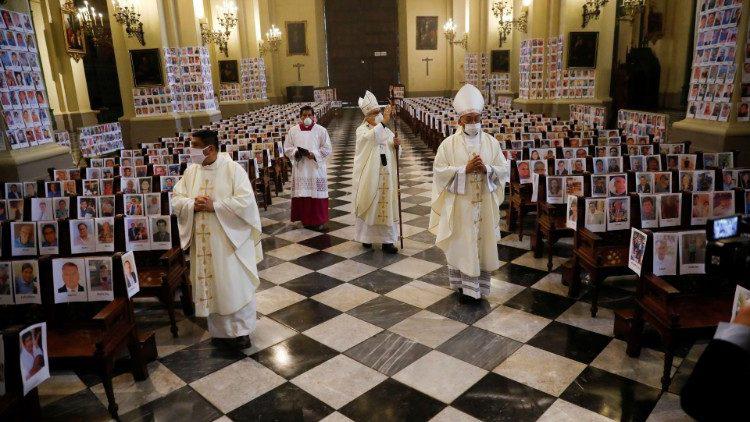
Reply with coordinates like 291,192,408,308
706,215,750,277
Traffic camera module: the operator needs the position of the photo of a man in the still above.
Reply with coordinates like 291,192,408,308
39,223,57,247
152,218,171,243
13,261,38,296
56,261,85,293
20,329,44,380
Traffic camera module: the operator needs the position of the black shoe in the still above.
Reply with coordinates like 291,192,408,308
363,243,372,249
232,335,252,349
210,337,232,349
382,243,398,254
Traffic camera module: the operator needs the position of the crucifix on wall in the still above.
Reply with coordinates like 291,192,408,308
293,63,305,81
421,57,433,76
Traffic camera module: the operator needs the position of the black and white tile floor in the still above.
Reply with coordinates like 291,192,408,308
38,109,699,421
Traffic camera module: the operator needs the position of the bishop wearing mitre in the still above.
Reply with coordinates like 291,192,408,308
283,105,332,230
429,84,509,299
352,90,401,254
172,129,263,349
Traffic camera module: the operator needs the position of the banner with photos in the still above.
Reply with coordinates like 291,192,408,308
78,122,123,158
0,7,54,150
687,0,742,121
219,58,267,102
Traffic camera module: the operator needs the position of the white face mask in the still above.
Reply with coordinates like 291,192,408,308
189,146,210,164
303,117,313,126
463,123,481,137
374,113,384,124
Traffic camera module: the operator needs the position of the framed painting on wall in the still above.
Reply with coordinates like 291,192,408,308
416,16,438,50
61,7,86,60
219,60,239,83
567,31,599,68
491,50,510,73
286,21,308,56
129,49,163,87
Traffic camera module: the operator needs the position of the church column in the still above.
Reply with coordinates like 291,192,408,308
672,0,750,163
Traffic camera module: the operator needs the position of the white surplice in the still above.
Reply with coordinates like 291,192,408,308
352,122,400,244
171,153,263,338
283,124,332,199
429,129,509,298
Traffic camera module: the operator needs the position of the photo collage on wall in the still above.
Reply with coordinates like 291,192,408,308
219,58,268,102
164,46,217,113
0,7,54,149
78,122,123,158
519,38,545,99
133,86,175,116
464,53,491,99
687,0,742,121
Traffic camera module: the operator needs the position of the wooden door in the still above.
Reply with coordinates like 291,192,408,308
325,0,399,103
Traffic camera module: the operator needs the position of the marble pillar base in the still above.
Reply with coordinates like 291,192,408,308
54,109,99,133
513,98,612,120
672,119,750,165
0,143,73,181
219,99,271,119
119,110,223,148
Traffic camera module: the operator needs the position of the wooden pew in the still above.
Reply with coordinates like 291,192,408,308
623,229,735,391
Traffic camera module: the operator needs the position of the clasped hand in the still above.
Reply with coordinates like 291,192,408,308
465,155,487,174
194,195,214,212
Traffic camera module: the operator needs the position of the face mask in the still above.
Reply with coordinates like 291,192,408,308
374,113,384,124
463,123,481,137
303,117,313,126
189,146,210,164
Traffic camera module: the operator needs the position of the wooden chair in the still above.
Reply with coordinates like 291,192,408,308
39,253,152,418
506,162,536,238
133,214,194,338
624,231,735,391
0,326,42,421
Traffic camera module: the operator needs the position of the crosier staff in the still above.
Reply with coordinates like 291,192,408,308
389,96,405,250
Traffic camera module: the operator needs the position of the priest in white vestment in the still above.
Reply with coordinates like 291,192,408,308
172,129,263,348
429,84,509,299
353,90,401,254
284,105,332,230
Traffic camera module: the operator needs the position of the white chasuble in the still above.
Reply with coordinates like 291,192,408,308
352,122,400,244
429,130,509,298
283,124,332,199
171,153,263,336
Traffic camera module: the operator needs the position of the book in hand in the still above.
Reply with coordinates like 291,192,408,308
295,147,310,161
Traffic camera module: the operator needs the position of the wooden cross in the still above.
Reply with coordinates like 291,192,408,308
422,57,434,76
293,63,305,81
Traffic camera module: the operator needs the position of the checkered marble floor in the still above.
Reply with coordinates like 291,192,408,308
38,108,699,421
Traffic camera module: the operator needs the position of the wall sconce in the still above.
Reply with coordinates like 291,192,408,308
491,0,528,47
259,24,282,56
582,0,609,28
619,0,645,21
200,1,237,57
443,18,467,49
113,0,145,46
76,1,109,48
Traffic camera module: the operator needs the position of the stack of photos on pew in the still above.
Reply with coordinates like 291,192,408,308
220,58,268,102
628,227,709,277
570,104,607,127
0,7,54,149
519,38,545,99
686,0,742,121
133,86,176,116
617,109,668,141
314,87,337,103
77,122,123,158
164,46,217,113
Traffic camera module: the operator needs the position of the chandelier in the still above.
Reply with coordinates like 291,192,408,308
259,24,282,55
201,1,238,57
113,0,145,46
619,0,645,21
443,18,467,50
582,0,609,28
491,0,528,47
76,1,110,48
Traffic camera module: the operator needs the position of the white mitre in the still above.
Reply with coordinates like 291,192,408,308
358,90,380,115
452,83,484,116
